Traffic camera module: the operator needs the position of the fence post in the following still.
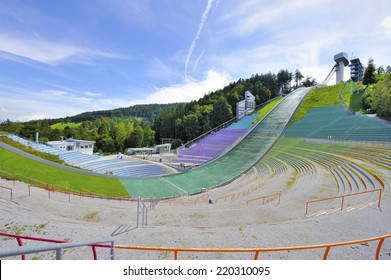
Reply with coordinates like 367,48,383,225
323,246,331,260
375,238,385,260
16,237,25,260
91,245,98,260
340,196,345,211
137,197,140,228
278,193,281,205
110,241,115,260
56,247,63,260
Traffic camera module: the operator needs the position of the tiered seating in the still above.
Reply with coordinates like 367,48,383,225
59,151,100,166
270,138,385,196
113,164,165,177
173,114,258,165
58,151,165,177
7,135,61,155
6,134,165,178
285,105,391,142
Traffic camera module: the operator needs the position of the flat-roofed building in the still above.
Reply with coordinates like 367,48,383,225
48,138,94,155
236,91,256,118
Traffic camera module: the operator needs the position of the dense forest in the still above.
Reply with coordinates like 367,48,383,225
154,69,313,145
1,116,155,154
37,103,184,124
1,69,315,153
361,59,391,120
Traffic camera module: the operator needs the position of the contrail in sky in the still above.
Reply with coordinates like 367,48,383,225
184,0,215,80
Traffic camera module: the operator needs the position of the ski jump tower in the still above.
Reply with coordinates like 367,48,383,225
334,52,349,83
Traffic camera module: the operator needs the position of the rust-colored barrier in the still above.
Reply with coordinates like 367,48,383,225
305,189,382,215
2,231,390,260
0,185,12,201
373,174,385,189
0,232,106,260
246,192,281,206
114,233,391,260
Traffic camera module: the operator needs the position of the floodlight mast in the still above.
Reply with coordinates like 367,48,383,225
334,52,349,83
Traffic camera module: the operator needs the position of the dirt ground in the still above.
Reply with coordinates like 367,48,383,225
1,158,390,260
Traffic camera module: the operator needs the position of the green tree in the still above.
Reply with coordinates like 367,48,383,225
114,122,127,151
210,96,233,128
294,69,304,87
96,134,115,153
130,125,144,147
170,139,182,150
175,118,185,140
124,121,134,148
277,69,293,92
142,123,155,147
183,113,201,140
363,58,377,86
302,76,317,87
370,74,391,120
63,126,76,138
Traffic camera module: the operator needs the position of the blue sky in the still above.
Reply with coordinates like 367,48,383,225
1,0,391,122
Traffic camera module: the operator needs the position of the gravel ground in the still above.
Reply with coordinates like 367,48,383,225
0,159,390,260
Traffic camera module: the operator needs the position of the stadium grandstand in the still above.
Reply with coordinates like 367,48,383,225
5,134,166,178
1,81,391,260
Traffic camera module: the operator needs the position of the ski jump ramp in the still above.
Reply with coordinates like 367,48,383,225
121,87,313,199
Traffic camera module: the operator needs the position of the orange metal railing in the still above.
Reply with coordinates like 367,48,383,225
373,174,385,189
2,231,390,260
246,192,281,206
305,189,382,215
114,233,391,260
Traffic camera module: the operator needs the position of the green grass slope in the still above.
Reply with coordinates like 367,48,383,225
290,83,345,124
0,148,128,197
50,122,82,130
252,97,284,125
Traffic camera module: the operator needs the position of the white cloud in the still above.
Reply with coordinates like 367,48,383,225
0,86,129,121
84,91,105,97
219,0,318,36
136,69,232,104
380,16,391,32
41,89,69,97
106,0,153,27
184,0,215,79
0,34,120,65
145,58,178,81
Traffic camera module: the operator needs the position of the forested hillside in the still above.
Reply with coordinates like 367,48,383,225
41,103,185,124
154,71,299,143
1,69,313,153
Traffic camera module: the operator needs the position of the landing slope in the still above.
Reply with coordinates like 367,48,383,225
121,87,312,198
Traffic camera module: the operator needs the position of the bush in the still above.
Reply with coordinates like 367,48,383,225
171,139,182,150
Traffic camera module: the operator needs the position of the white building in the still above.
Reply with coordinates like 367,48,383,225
236,91,256,118
48,138,95,155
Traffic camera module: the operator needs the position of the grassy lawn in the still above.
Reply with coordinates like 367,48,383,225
0,136,64,164
0,148,129,198
290,83,345,125
348,93,365,114
50,122,82,130
252,97,284,125
342,82,366,114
